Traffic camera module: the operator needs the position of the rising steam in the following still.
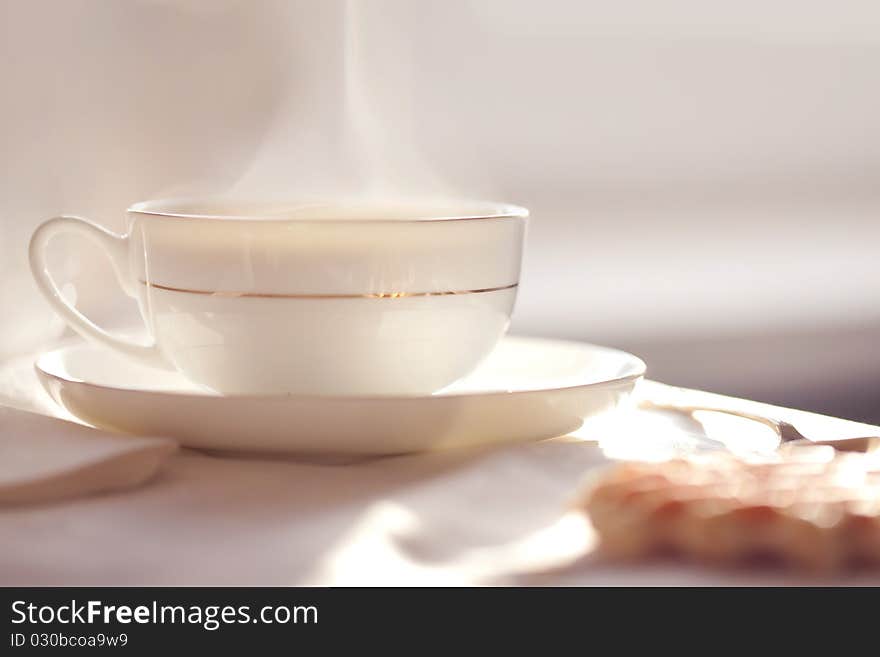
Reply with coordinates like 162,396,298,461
230,0,459,206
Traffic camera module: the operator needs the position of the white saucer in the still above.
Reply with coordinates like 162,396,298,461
35,336,645,456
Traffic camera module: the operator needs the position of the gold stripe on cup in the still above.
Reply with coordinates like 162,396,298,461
138,280,518,299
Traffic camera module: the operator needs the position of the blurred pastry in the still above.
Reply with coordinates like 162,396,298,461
578,446,880,571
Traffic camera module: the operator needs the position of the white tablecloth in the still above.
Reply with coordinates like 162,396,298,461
2,351,879,586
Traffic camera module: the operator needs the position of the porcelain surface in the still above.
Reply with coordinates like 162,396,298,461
30,199,527,394
35,336,646,456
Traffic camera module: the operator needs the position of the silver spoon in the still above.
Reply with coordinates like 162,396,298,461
640,384,880,453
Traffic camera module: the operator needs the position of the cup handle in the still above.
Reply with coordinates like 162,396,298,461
29,215,170,369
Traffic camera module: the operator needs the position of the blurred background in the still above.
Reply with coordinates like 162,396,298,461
2,0,879,422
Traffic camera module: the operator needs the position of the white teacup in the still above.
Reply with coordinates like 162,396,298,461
29,199,527,395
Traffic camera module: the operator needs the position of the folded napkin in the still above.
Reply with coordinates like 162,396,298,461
0,405,177,505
